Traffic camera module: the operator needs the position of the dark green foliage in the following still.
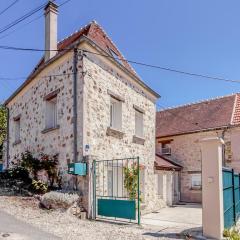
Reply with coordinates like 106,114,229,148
0,105,7,146
29,180,48,194
19,151,42,180
8,166,31,184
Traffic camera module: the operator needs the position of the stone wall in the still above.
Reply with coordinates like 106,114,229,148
6,42,161,214
156,127,240,203
80,52,162,213
6,52,79,188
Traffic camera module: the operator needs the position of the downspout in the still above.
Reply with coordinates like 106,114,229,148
6,107,10,169
73,48,78,164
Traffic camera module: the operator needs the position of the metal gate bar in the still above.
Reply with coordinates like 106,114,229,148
93,157,140,224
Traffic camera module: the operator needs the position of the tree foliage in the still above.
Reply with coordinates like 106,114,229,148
0,105,7,145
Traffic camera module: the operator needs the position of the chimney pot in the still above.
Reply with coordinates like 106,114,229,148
44,1,58,62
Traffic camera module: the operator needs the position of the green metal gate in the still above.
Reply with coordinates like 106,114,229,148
93,157,140,224
223,167,240,228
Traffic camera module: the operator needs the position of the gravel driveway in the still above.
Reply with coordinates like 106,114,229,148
0,196,193,240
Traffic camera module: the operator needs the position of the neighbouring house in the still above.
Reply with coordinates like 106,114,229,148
156,93,240,204
3,1,162,214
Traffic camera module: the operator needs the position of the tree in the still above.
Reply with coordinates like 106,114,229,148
0,105,7,146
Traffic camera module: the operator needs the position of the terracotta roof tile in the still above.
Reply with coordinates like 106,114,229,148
156,94,239,138
55,21,137,77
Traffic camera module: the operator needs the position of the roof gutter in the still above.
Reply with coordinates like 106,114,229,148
156,124,240,139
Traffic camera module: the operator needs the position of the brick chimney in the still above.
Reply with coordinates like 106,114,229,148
44,1,58,62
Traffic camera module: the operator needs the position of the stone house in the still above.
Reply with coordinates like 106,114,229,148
156,93,240,204
4,1,162,214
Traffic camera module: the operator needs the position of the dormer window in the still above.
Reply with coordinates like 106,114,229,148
108,48,122,65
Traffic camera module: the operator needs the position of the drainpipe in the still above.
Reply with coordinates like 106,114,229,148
73,48,78,164
6,107,10,169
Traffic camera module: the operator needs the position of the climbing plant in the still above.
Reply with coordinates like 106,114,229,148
123,164,139,200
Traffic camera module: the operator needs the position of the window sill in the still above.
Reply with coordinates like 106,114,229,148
13,140,21,146
190,187,202,191
41,125,60,134
106,127,124,139
132,135,145,145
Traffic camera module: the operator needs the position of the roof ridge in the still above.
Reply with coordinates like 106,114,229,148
57,20,95,46
91,21,139,77
158,93,239,113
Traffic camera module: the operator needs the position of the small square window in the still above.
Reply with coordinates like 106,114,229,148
110,97,122,130
45,96,58,129
135,109,143,138
191,174,202,189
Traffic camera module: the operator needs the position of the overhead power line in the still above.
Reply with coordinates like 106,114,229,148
0,45,240,85
0,0,52,35
0,0,72,40
0,0,19,16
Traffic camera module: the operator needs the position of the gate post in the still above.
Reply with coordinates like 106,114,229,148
199,137,224,240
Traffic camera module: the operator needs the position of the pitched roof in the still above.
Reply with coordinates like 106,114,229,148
5,21,159,105
156,94,240,138
155,154,182,171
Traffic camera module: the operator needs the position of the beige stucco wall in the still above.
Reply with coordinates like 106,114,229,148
156,126,240,203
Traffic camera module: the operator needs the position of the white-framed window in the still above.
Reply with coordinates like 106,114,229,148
110,97,122,130
14,118,20,142
135,109,143,138
45,96,58,129
191,173,202,189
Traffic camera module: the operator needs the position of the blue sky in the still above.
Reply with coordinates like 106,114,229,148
1,0,240,108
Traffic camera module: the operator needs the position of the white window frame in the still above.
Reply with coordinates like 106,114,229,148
191,173,202,190
110,97,122,130
45,96,58,129
135,109,144,138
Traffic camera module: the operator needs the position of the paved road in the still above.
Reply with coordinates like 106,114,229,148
0,211,60,240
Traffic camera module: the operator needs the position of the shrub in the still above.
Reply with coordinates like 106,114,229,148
8,166,31,184
223,228,240,240
20,151,42,179
40,191,79,210
30,180,48,194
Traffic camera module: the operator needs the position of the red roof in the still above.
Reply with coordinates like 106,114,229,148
57,21,137,77
5,21,159,105
155,154,182,171
156,94,240,138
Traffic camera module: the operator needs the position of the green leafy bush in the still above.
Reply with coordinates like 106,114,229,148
30,180,48,194
8,166,31,184
20,151,42,179
223,228,240,240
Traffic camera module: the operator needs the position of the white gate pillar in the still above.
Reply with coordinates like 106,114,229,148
199,137,224,240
